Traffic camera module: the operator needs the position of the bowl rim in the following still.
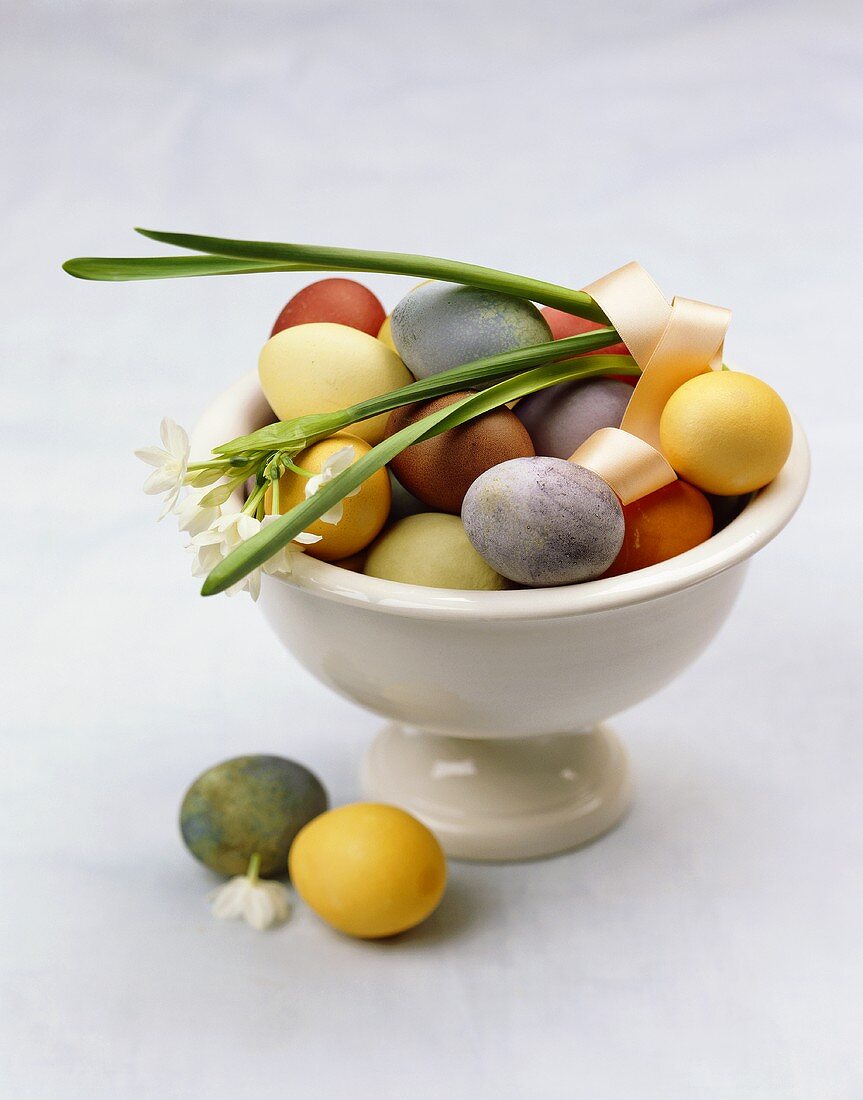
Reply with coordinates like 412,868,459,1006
194,370,810,622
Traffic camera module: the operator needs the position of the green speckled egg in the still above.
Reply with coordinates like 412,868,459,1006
180,755,328,877
390,282,552,379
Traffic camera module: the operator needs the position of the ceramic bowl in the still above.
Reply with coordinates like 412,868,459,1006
193,371,809,861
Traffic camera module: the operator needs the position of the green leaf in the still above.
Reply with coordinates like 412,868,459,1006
123,228,608,322
61,254,323,281
201,355,631,595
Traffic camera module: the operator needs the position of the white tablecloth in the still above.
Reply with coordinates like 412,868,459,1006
2,1,861,1096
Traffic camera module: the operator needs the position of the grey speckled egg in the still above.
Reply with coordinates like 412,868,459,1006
390,282,552,379
461,457,624,586
515,378,633,459
180,755,328,878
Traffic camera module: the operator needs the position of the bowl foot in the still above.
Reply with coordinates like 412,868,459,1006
360,723,632,862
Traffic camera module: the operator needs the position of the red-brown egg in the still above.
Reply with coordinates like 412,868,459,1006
386,392,535,514
271,278,386,338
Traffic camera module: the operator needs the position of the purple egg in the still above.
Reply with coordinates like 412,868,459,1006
515,378,633,459
461,457,624,586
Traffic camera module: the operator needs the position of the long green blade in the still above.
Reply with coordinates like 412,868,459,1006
201,355,629,595
133,228,609,323
61,255,326,281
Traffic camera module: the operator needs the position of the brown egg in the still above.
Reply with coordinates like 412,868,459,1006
385,392,535,514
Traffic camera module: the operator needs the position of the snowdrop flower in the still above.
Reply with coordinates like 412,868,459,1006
135,418,191,519
209,855,292,931
304,444,361,525
190,512,320,600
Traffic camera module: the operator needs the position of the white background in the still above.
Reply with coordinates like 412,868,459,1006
2,1,861,1096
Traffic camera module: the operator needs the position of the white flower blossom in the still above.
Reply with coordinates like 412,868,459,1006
135,418,191,519
304,444,361,525
209,874,293,931
190,512,320,600
175,490,221,537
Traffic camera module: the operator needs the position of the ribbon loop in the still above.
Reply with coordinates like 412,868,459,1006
568,263,731,504
570,428,677,505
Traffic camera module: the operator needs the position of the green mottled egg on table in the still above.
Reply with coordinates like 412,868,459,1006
180,755,328,877
364,513,507,590
390,282,552,379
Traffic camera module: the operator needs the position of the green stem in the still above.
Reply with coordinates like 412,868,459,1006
247,852,261,884
241,481,268,516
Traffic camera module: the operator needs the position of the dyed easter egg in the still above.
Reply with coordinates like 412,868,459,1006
386,392,535,513
289,802,447,939
462,457,624,586
377,315,397,351
180,755,328,878
271,278,386,338
540,306,630,358
604,480,714,577
515,377,633,459
364,513,507,590
258,323,414,445
390,282,551,379
264,434,390,561
660,371,792,495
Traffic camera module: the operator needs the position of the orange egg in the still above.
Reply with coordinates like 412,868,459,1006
603,480,713,577
264,434,391,562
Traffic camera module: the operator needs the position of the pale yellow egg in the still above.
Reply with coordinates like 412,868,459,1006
659,371,792,495
364,513,507,590
288,802,447,939
377,314,396,351
264,434,390,561
258,322,414,444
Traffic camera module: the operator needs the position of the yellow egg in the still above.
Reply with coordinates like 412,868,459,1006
659,371,792,495
288,803,447,939
264,434,391,561
377,314,396,351
258,322,414,444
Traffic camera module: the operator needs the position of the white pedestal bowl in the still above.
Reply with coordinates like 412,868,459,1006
194,371,809,862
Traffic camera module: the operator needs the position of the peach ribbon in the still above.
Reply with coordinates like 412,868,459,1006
569,262,731,504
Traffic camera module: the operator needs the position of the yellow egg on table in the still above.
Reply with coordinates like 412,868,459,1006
659,371,792,495
264,434,391,561
288,803,447,939
258,322,414,444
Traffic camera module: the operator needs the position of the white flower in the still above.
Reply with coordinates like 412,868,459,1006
304,444,361,525
190,512,321,600
209,875,293,931
135,418,191,518
175,490,221,537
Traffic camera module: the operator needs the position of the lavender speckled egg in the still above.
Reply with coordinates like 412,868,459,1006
390,282,552,379
461,457,624,586
514,378,633,459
